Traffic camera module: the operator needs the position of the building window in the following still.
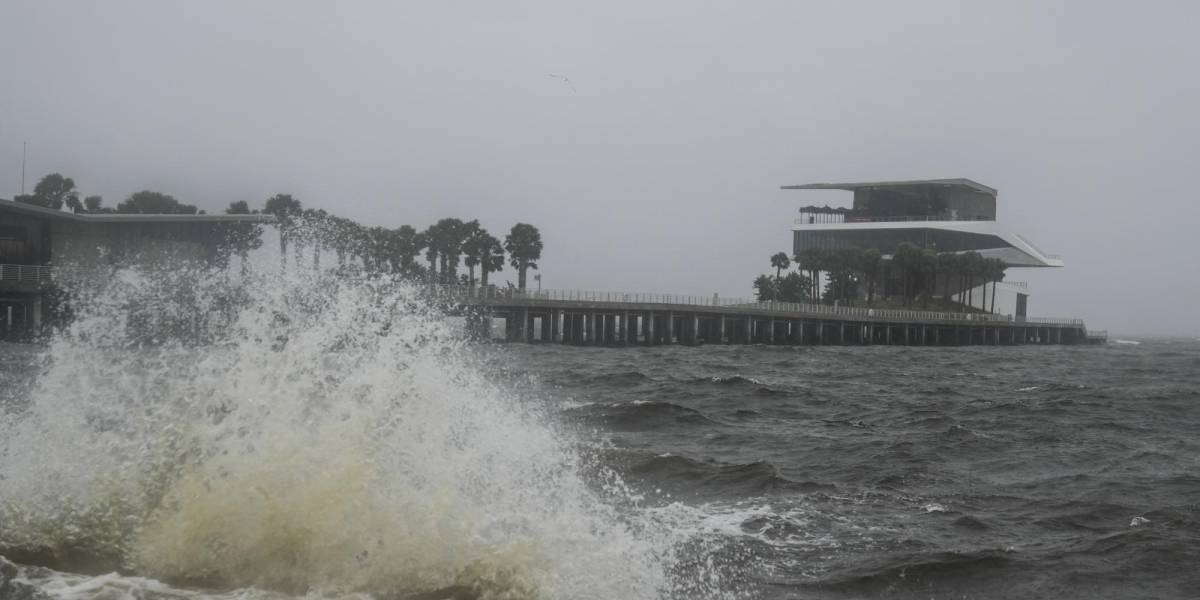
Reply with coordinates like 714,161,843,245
0,224,28,241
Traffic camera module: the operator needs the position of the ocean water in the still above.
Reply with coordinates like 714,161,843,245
1,269,1198,599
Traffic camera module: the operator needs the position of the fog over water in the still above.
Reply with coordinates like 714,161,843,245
1,0,1198,336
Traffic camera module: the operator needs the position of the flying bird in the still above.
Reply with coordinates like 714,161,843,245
547,73,576,93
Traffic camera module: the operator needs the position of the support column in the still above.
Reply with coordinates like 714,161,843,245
886,324,892,345
768,318,776,345
646,311,656,345
839,322,845,345
552,309,563,343
817,321,824,344
31,297,42,332
798,320,805,345
621,311,630,345
718,316,726,344
692,314,700,345
518,309,530,343
665,311,675,344
587,312,597,345
745,316,753,344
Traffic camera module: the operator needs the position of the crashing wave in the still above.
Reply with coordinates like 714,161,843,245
0,265,742,599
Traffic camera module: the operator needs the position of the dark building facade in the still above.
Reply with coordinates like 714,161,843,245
0,199,273,340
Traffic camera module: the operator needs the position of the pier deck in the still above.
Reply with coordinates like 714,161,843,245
434,287,1095,346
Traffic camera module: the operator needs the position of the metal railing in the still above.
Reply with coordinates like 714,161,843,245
427,285,1085,326
0,264,52,284
795,214,995,225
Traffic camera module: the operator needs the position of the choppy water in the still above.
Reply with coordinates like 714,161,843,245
1,268,1198,599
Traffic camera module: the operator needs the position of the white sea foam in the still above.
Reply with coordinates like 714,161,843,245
0,265,744,599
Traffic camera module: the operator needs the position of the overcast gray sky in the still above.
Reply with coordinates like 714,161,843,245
2,1,1197,336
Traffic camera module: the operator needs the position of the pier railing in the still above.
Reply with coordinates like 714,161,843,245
0,264,52,284
428,285,1084,326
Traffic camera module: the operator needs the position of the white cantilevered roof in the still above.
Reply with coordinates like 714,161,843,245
781,178,997,196
792,219,1063,267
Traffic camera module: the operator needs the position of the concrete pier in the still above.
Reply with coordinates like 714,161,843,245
440,287,1096,347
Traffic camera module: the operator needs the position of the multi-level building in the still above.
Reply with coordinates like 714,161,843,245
782,178,1063,316
1,198,273,339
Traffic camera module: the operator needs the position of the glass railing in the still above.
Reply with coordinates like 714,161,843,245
795,214,995,225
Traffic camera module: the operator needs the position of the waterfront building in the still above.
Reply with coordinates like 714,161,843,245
783,178,1062,316
0,198,273,339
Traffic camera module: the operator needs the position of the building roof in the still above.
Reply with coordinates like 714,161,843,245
0,198,276,223
781,178,997,196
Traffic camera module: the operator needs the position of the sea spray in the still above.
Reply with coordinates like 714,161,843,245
0,264,737,599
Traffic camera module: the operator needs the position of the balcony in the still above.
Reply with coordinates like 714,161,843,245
0,264,52,284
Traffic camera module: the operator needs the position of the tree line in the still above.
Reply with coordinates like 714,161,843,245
15,173,201,214
753,243,1009,313
14,172,545,290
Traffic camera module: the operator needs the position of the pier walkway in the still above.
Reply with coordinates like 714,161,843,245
432,286,1095,346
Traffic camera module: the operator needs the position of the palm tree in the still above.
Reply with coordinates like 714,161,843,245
330,216,355,267
892,243,922,306
263,193,303,268
366,226,390,272
971,253,988,310
479,234,504,287
223,201,263,274
504,223,543,290
301,208,329,269
462,225,491,287
389,225,421,276
954,252,985,310
987,258,1006,313
937,253,957,308
920,248,938,308
421,223,441,285
770,252,790,280
861,248,882,304
796,248,825,303
822,249,852,305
